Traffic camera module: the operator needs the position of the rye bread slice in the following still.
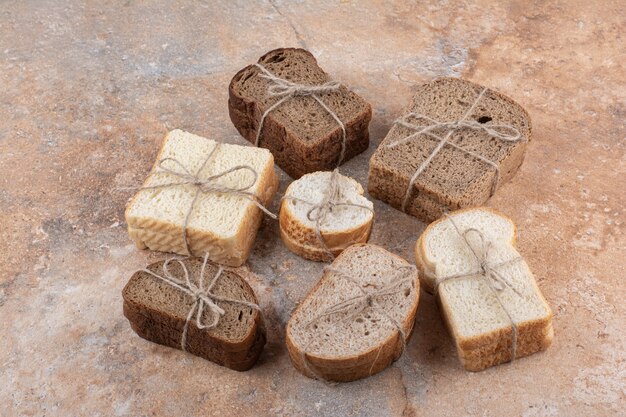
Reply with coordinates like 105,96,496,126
286,244,419,382
122,257,266,371
229,48,372,178
368,77,531,222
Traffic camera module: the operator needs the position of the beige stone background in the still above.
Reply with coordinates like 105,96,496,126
1,1,624,416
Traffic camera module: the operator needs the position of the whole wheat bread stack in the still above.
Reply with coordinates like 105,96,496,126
122,257,266,371
125,130,278,267
286,244,419,382
229,48,372,178
368,77,531,222
414,208,552,371
280,171,374,261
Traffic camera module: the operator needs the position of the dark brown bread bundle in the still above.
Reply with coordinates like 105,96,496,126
229,48,372,178
368,77,531,222
122,257,265,371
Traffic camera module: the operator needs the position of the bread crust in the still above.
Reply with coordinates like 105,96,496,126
125,131,279,267
414,207,553,371
285,244,420,382
122,259,266,371
228,47,372,179
368,77,531,222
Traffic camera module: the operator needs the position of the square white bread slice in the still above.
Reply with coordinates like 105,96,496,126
286,244,419,382
125,130,278,267
279,171,374,261
414,207,553,371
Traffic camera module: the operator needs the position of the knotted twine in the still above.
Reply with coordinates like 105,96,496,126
385,88,524,213
132,140,276,256
434,213,527,362
253,63,348,166
281,169,374,261
139,253,261,352
298,264,417,381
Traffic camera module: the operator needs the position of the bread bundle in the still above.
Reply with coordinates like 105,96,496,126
369,77,531,222
279,170,374,261
122,256,266,371
229,48,372,178
415,208,553,371
125,129,278,267
286,244,419,382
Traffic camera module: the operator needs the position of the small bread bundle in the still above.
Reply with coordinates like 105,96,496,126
415,208,553,371
125,129,278,267
229,48,372,178
286,244,419,382
368,77,531,222
122,256,266,371
280,170,374,261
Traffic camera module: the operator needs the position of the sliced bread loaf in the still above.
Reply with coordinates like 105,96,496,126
414,207,552,371
286,244,419,382
125,129,278,267
122,257,266,371
368,77,531,222
280,170,374,261
229,48,372,178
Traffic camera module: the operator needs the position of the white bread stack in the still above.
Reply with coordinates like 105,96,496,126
125,130,278,267
415,208,553,371
279,171,374,261
286,244,419,382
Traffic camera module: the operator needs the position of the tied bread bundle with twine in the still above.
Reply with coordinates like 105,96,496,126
434,213,527,362
385,87,525,213
128,140,276,256
139,253,261,352
253,63,348,167
281,169,374,261
298,264,416,382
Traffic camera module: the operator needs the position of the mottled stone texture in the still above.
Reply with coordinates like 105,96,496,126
0,1,624,416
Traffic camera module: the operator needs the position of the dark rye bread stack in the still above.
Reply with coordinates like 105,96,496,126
122,258,265,371
229,48,372,178
368,77,531,222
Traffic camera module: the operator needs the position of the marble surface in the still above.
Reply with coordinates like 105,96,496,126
1,1,624,416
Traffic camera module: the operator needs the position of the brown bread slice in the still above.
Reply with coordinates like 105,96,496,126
229,48,372,178
286,244,419,382
368,77,531,222
122,258,266,371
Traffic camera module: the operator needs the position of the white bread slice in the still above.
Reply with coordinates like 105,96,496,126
286,244,419,382
279,171,373,261
125,130,278,267
414,207,552,371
